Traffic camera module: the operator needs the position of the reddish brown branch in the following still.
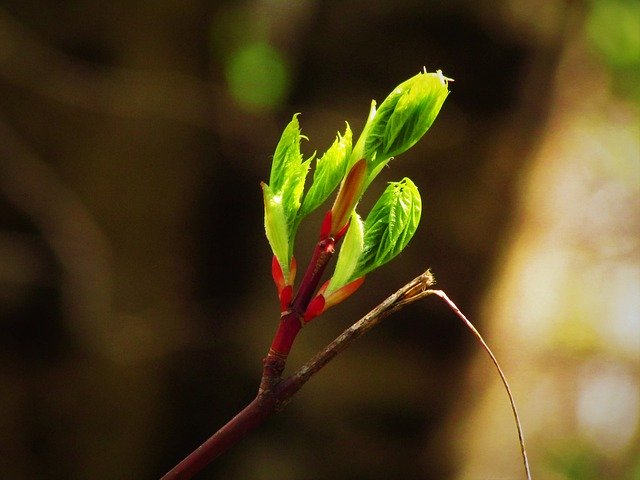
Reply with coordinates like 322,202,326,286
160,271,433,479
161,270,531,480
160,396,273,480
260,235,337,395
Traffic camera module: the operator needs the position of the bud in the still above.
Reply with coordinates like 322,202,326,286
302,212,366,320
304,275,365,321
263,71,448,311
271,255,296,311
329,158,367,236
322,277,365,311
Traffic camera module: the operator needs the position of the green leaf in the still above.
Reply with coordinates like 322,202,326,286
264,114,311,271
262,183,291,278
269,114,311,231
281,155,312,238
352,177,422,279
349,100,377,168
270,114,303,190
364,69,450,177
325,212,364,297
299,124,352,218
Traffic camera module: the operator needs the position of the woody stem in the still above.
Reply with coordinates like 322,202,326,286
160,271,435,480
261,235,336,393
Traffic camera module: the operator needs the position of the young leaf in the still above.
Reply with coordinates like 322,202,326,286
349,100,377,169
329,158,367,236
299,124,352,218
269,114,305,191
263,115,312,273
281,154,311,237
352,177,422,279
324,212,364,297
363,69,450,179
262,183,291,279
273,116,311,235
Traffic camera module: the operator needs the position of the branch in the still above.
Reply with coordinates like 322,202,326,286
161,269,531,480
283,270,436,391
160,270,433,479
282,273,531,480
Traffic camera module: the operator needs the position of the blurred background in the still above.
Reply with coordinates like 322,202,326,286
0,0,638,479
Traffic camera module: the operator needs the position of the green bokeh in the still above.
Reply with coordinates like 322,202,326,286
225,42,290,112
586,0,640,67
586,0,640,100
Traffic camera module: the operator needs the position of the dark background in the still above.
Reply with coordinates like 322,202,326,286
1,1,637,479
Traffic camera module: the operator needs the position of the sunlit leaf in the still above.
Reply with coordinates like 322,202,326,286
325,212,364,296
352,177,422,278
261,183,291,278
363,70,450,181
263,115,311,273
299,124,352,218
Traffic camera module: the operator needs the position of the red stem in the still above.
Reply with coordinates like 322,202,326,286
160,374,310,480
292,237,335,313
162,234,338,479
267,236,336,358
160,396,273,480
261,236,336,393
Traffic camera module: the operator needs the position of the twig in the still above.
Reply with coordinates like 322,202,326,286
161,270,532,479
286,273,531,480
284,270,436,390
426,289,532,480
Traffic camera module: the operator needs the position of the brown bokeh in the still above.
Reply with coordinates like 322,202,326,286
1,1,637,479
